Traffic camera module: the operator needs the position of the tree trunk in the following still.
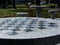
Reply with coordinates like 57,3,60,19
0,0,2,8
36,0,40,5
12,0,16,9
46,0,49,4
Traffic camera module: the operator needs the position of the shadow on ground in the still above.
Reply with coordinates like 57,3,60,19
0,35,60,45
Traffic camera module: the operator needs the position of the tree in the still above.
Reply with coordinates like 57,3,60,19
26,0,28,5
12,0,16,9
55,0,60,7
50,0,60,7
8,0,12,5
2,0,8,8
36,0,41,5
0,0,2,8
46,0,49,4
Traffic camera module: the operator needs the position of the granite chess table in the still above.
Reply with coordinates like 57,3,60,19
0,17,60,45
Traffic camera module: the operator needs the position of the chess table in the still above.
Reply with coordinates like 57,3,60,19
0,17,60,45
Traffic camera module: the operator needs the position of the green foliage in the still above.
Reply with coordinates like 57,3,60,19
47,4,57,6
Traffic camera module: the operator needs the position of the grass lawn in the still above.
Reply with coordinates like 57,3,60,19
0,8,29,18
0,4,60,18
0,8,60,18
0,8,36,18
0,9,16,18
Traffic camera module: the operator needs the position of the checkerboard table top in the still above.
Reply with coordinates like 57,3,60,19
0,17,60,39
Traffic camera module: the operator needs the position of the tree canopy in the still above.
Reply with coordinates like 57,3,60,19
0,0,16,9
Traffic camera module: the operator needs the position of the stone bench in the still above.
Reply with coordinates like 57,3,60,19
48,9,58,19
16,12,28,17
